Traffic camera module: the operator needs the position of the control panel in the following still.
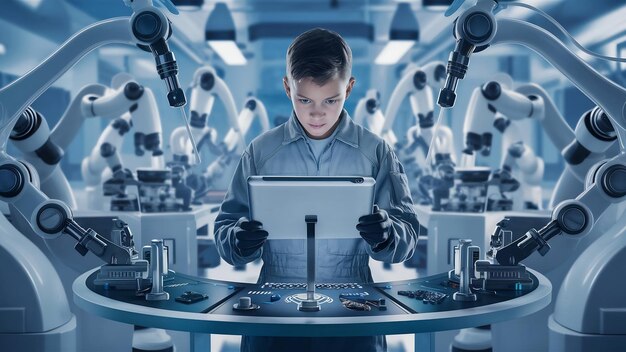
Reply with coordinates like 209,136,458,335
378,273,537,315
86,272,244,313
85,271,539,318
214,281,407,317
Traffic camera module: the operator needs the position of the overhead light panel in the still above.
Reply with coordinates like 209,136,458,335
0,43,5,55
172,0,204,11
574,4,626,47
500,0,558,20
422,0,453,11
375,41,415,65
207,41,247,65
375,3,419,65
205,3,247,66
17,0,43,10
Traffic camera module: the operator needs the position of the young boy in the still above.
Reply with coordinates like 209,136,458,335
214,28,420,352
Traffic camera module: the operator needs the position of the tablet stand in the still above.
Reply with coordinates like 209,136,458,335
298,215,320,312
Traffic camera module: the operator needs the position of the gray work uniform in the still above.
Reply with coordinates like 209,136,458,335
214,110,420,352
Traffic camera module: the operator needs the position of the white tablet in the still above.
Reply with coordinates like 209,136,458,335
248,176,376,239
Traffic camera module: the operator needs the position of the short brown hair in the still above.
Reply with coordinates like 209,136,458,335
286,28,352,85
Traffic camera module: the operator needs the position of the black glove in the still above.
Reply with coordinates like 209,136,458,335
357,205,393,251
234,218,269,257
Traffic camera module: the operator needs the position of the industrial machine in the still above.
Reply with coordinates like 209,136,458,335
0,0,190,350
169,65,243,169
437,0,626,350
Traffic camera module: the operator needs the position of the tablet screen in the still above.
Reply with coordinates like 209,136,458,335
248,176,375,239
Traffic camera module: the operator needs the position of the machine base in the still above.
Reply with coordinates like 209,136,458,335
548,314,626,352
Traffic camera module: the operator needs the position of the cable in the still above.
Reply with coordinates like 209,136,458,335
424,106,447,173
502,2,626,63
178,107,201,165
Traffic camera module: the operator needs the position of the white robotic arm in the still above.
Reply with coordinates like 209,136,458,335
202,97,270,193
460,78,545,165
169,124,217,164
515,145,544,210
81,112,132,188
213,97,269,167
82,74,165,165
438,0,626,265
191,66,244,148
460,87,496,165
352,89,385,127
440,1,626,144
382,61,446,147
169,68,218,162
0,160,134,264
81,84,138,119
551,106,618,206
430,125,457,165
0,2,182,350
169,66,244,164
461,77,618,207
352,91,368,126
383,66,420,134
52,84,109,150
0,0,186,152
408,86,434,142
513,84,573,152
188,67,219,123
353,89,384,135
410,61,446,138
439,2,626,348
498,140,544,210
10,84,108,207
9,107,69,207
222,97,270,155
0,0,186,241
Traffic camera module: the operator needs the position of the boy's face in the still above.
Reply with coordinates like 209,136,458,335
283,74,355,139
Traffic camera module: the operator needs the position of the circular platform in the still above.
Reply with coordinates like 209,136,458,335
74,268,551,337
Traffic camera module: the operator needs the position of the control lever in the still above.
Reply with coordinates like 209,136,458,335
146,239,170,301
453,239,478,301
64,218,133,264
298,215,320,312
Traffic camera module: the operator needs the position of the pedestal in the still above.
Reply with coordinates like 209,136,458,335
298,215,320,312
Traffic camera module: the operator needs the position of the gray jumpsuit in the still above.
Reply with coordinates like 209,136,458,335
215,110,420,352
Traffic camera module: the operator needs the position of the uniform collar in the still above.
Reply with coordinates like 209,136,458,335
283,109,359,148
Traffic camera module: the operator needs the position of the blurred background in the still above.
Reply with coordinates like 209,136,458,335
2,0,624,187
2,1,626,351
